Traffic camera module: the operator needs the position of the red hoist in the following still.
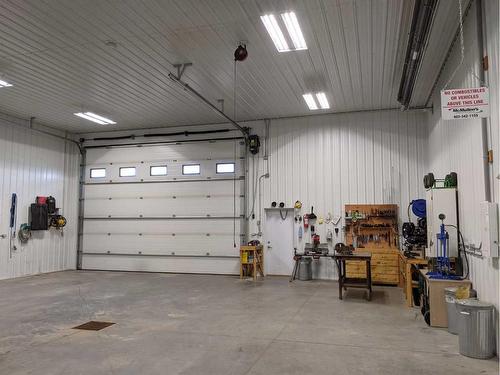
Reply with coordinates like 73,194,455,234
303,214,309,229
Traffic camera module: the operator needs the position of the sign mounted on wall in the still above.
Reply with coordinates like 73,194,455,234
441,87,489,120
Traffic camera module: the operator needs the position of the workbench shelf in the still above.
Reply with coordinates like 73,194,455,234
240,245,264,281
344,204,399,285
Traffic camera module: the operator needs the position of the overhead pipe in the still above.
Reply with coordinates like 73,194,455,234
477,0,492,202
81,128,232,142
83,136,244,150
22,116,84,153
168,73,249,140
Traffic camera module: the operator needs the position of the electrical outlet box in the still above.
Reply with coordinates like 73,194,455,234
480,201,499,257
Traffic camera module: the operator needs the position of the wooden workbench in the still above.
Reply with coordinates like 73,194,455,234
334,252,372,301
344,204,399,285
419,268,471,327
398,252,428,307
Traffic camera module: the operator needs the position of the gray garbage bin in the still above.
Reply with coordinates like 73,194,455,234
298,257,312,281
456,299,496,359
444,287,459,334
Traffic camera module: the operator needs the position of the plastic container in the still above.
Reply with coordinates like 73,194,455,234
298,257,312,281
456,299,496,359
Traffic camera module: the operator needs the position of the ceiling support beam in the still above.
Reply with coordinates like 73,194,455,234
168,72,248,140
172,63,192,80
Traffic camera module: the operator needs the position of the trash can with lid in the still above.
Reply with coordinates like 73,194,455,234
456,299,496,359
444,287,459,334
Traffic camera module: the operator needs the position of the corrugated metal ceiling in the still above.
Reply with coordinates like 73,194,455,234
0,0,418,132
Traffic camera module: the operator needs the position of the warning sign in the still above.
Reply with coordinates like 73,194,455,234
441,87,489,120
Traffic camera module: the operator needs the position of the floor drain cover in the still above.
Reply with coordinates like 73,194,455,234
73,321,115,331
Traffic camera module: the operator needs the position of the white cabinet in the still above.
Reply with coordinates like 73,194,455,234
426,188,458,257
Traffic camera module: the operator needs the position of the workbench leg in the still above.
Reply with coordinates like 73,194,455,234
338,260,344,300
289,259,298,282
261,251,264,277
253,258,257,282
367,260,372,301
406,264,412,307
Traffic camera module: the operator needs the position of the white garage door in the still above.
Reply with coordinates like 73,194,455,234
81,139,245,274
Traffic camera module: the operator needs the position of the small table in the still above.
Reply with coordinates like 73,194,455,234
398,252,428,307
334,252,372,301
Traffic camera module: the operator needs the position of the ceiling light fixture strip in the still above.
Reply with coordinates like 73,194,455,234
302,94,318,110
83,112,116,124
74,112,116,125
315,92,330,109
281,12,307,50
261,14,290,52
0,79,13,87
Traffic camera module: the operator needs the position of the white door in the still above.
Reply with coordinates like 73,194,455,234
81,139,245,274
264,209,294,275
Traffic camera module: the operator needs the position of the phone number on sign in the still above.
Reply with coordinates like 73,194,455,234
453,113,480,119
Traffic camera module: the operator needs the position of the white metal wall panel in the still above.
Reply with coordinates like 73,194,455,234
82,140,245,274
0,112,79,280
246,109,428,279
425,0,499,348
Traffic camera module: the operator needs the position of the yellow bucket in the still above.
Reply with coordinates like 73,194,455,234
241,252,248,263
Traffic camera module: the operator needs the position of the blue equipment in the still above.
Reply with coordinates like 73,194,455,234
410,199,426,218
427,213,461,280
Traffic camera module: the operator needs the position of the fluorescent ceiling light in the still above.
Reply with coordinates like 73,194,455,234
281,12,307,50
303,92,330,110
303,93,318,110
261,14,289,52
0,79,13,87
316,92,330,109
74,112,116,125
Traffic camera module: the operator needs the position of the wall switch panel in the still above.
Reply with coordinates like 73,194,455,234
480,201,499,257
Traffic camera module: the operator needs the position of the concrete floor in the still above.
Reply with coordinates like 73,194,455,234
0,271,497,375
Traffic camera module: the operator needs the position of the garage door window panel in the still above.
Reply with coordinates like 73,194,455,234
216,163,235,174
150,165,168,176
119,167,136,177
90,168,106,178
183,164,201,175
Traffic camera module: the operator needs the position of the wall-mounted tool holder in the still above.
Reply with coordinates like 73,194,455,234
344,204,399,285
30,196,67,232
9,193,18,257
30,203,48,230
